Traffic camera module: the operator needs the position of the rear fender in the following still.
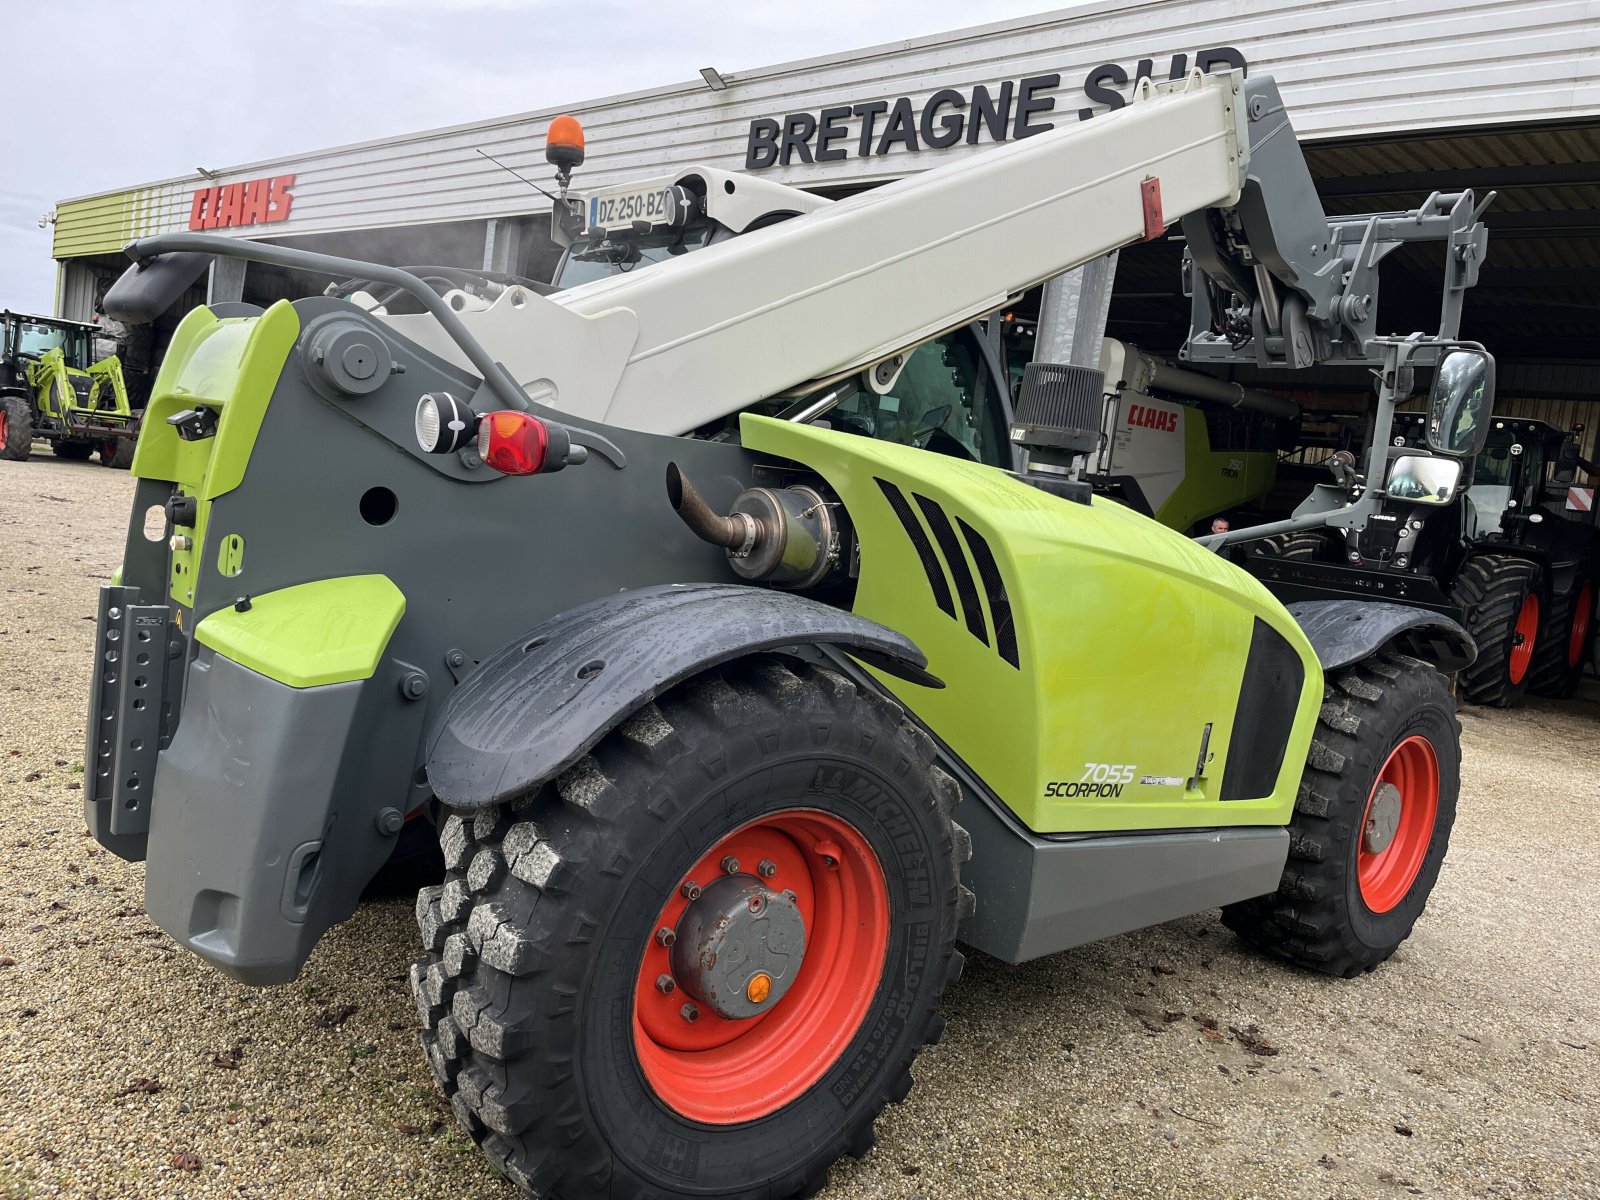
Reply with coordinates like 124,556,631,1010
1287,600,1475,674
424,583,936,810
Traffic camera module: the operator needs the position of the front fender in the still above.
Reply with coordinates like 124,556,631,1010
424,583,936,810
1288,600,1475,674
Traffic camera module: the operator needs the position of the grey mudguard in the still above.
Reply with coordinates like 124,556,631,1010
425,582,937,810
1288,600,1476,674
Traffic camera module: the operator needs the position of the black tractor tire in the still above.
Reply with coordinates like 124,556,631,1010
1223,652,1459,978
411,655,972,1200
1449,554,1546,707
1,396,34,461
1526,573,1597,699
98,437,135,470
1250,531,1332,561
52,439,96,461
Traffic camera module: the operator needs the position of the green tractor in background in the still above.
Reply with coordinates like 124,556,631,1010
0,310,139,468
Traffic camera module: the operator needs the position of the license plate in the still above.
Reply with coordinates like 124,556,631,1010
588,186,672,230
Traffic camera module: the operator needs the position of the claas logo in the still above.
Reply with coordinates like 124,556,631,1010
189,174,295,231
1125,403,1178,433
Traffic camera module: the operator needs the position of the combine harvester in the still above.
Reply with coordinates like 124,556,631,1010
95,71,1483,1199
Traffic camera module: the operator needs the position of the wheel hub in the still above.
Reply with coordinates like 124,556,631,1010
1364,781,1403,854
671,874,806,1020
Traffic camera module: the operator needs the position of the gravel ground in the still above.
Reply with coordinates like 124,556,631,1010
1,452,1597,1200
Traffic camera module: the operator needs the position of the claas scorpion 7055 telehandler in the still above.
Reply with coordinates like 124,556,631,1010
94,71,1479,1199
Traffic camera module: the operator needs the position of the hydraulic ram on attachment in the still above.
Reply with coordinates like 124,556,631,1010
379,71,1250,435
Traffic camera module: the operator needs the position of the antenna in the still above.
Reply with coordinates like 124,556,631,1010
476,149,561,203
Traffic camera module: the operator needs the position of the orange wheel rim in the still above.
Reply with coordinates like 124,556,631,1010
632,808,888,1125
1357,735,1440,914
1569,583,1594,669
1508,592,1539,684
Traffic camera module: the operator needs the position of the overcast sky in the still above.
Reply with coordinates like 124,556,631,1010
0,0,1075,313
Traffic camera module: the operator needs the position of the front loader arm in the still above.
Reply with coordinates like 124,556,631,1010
86,355,131,415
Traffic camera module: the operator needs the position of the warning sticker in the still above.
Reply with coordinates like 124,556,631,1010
1567,487,1594,513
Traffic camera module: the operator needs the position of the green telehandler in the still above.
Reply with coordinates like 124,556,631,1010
91,71,1478,1199
0,310,139,467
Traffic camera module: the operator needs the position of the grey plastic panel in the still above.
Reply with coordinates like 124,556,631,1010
1288,599,1475,674
958,789,1289,964
141,651,412,985
425,582,933,810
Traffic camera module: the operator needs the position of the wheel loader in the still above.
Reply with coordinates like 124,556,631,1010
92,70,1478,1199
0,310,139,467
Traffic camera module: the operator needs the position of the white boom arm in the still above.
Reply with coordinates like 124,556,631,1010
379,71,1247,436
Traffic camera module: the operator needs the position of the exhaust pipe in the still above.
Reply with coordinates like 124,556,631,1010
666,463,758,554
666,463,839,589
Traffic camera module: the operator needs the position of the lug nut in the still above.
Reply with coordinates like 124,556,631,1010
655,974,675,994
656,926,676,947
782,889,798,904
720,856,741,875
680,880,701,901
680,1003,700,1023
757,859,777,878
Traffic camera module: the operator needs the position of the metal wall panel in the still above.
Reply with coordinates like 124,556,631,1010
51,0,1600,252
53,182,190,260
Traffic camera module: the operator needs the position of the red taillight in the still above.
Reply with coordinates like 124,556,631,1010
478,410,549,475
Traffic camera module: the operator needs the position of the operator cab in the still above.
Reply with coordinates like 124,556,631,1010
3,313,93,370
1467,420,1561,537
784,329,1012,468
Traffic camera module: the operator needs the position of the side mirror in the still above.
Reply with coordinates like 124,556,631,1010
102,250,215,325
1386,453,1463,505
1424,346,1495,457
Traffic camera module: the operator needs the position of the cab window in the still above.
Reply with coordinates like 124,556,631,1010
554,226,713,289
813,331,1008,467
